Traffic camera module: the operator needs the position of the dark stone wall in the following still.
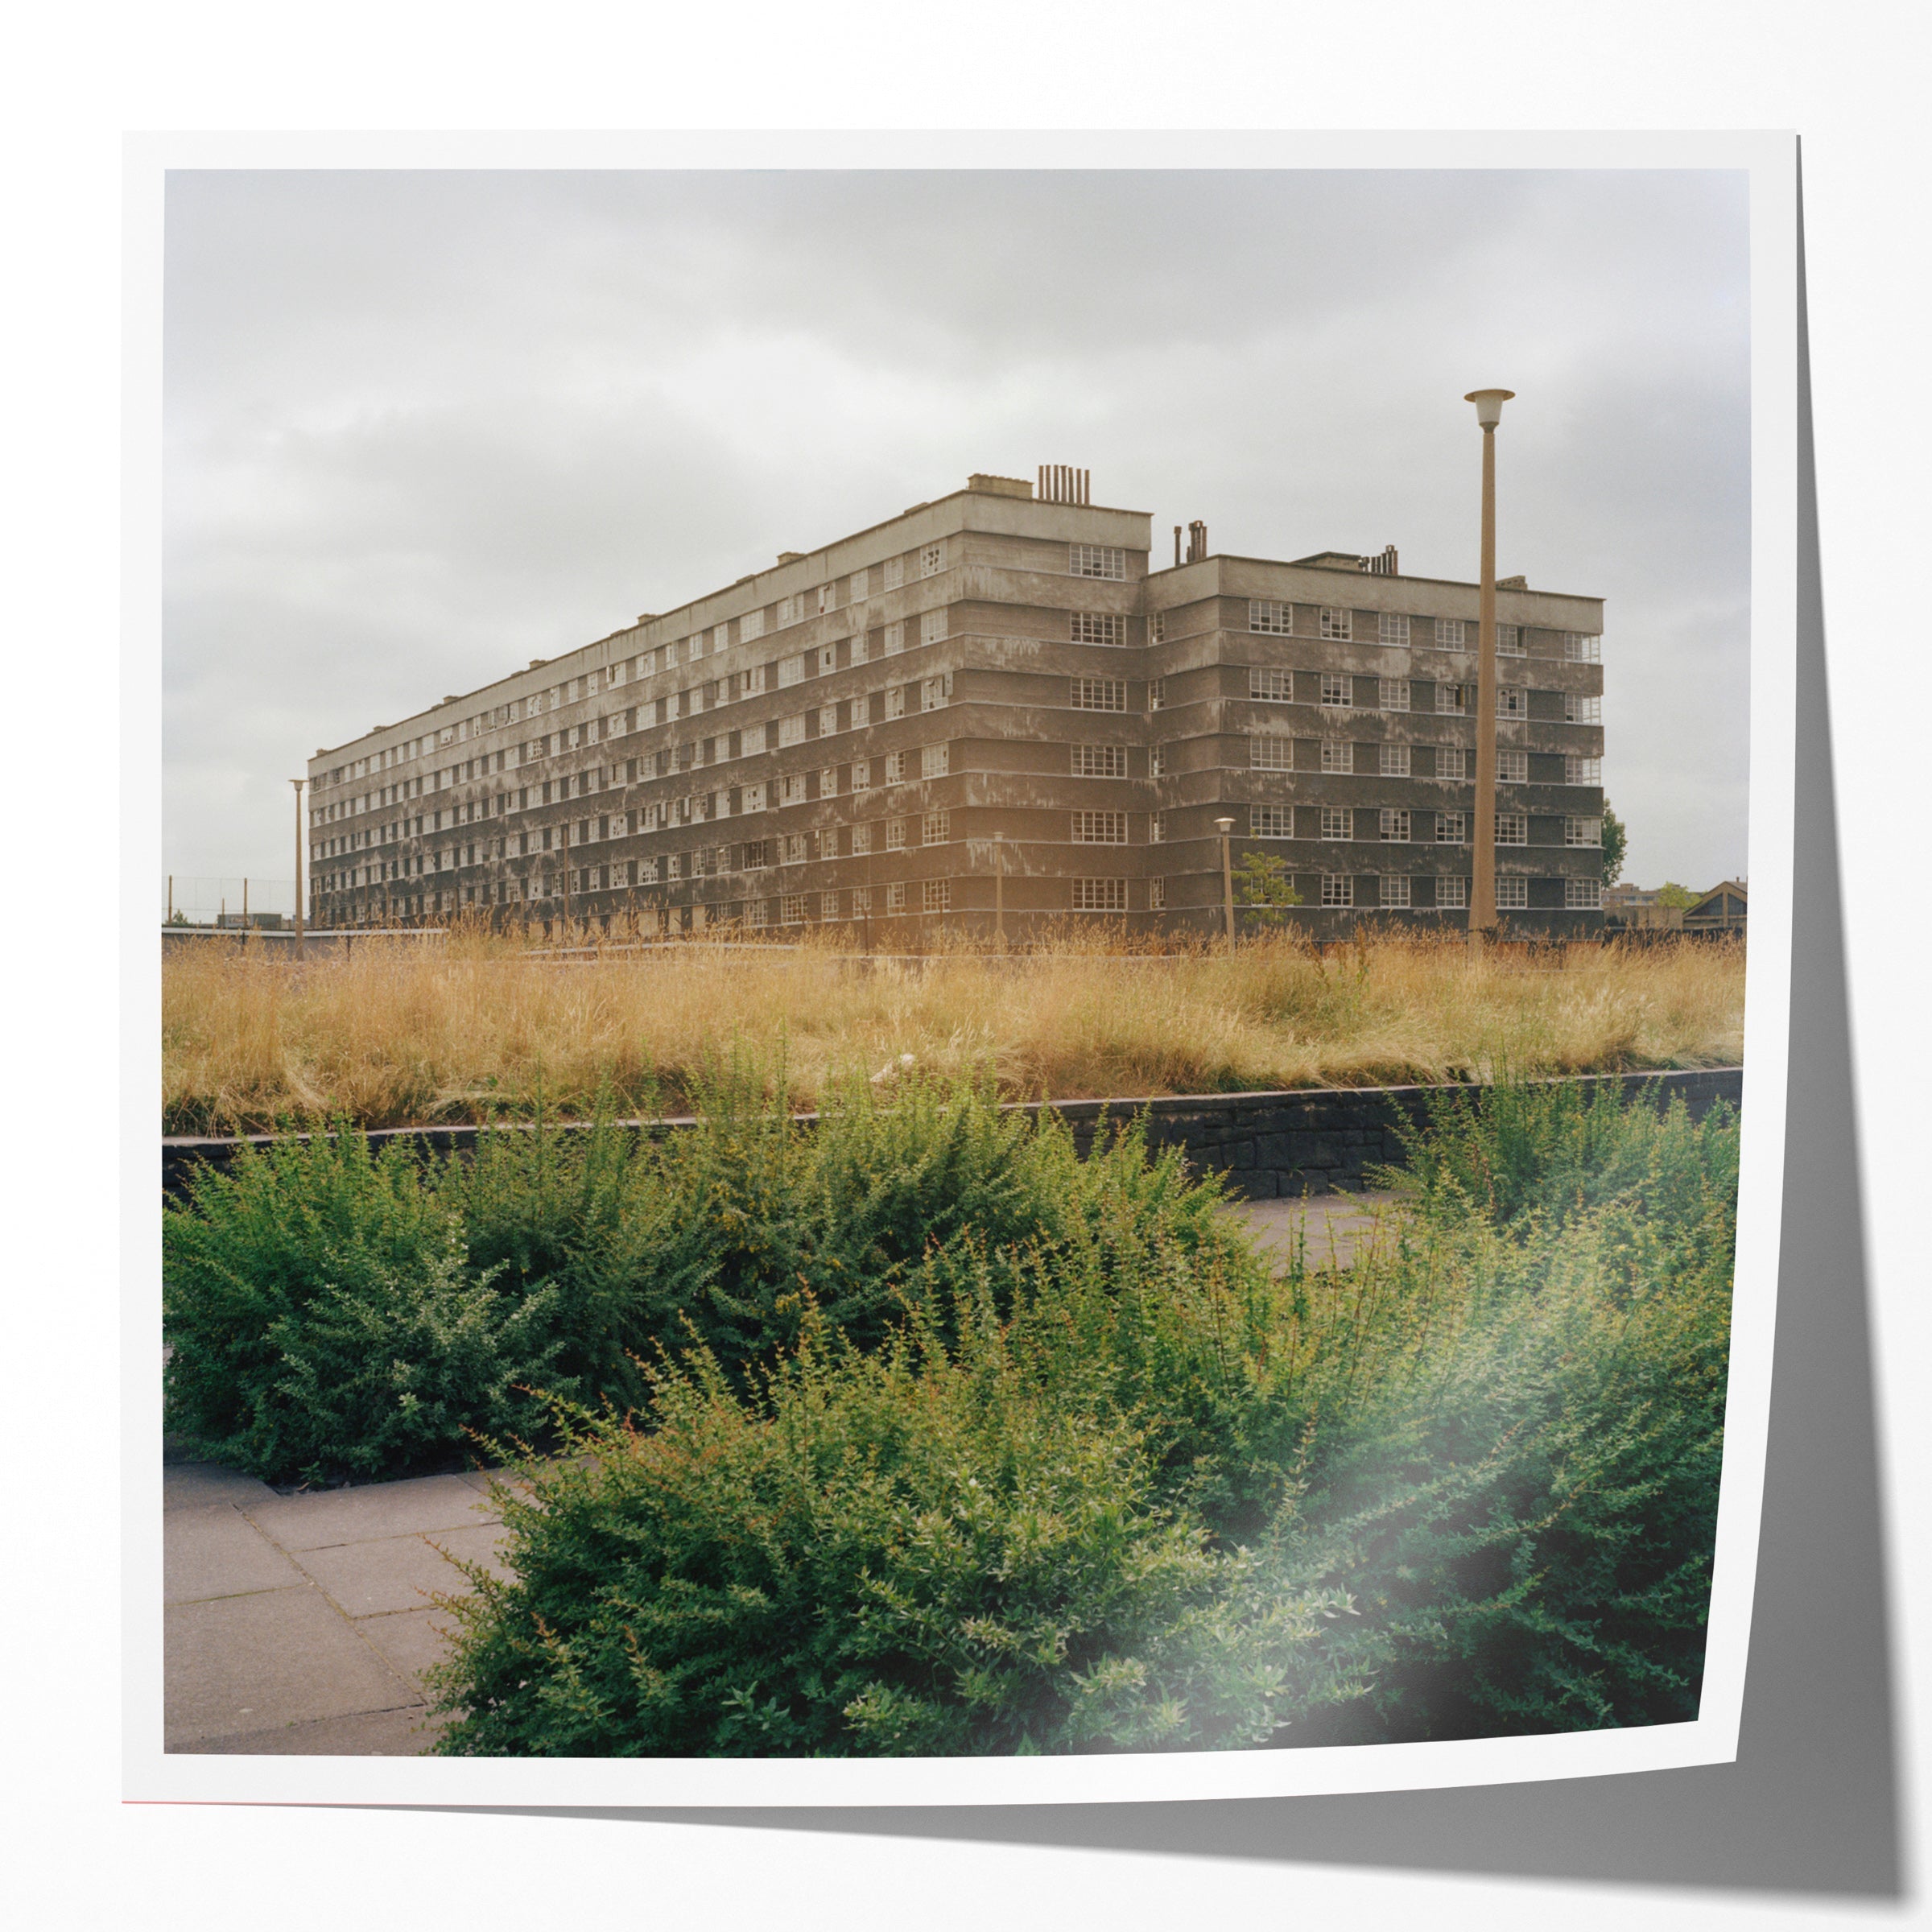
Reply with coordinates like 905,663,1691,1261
162,1067,1742,1203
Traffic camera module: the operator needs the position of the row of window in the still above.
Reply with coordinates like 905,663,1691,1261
1243,603,1601,660
1246,667,1601,724
1240,807,1602,845
1248,738,1602,785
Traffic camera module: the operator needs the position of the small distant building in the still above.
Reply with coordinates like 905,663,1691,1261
1684,878,1746,933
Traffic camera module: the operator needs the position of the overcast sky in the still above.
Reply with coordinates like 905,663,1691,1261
162,167,1750,908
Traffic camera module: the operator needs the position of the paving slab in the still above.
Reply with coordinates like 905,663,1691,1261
239,1472,502,1550
164,1504,309,1606
292,1522,514,1618
353,1605,464,1691
171,1705,448,1756
164,1587,419,1748
163,1462,279,1512
1236,1190,1404,1269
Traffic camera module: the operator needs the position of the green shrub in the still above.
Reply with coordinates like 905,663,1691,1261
429,1306,1359,1758
163,1127,577,1484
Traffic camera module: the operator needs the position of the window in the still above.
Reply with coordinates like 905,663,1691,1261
886,686,906,721
1149,677,1166,712
852,886,873,914
1496,877,1529,910
821,890,841,920
883,750,906,784
1379,808,1410,843
1564,692,1602,724
849,568,869,603
851,822,873,855
1071,543,1126,580
920,609,947,646
1565,755,1603,786
747,899,769,929
1438,811,1468,844
1379,744,1410,778
883,555,905,590
1497,749,1529,783
1072,877,1127,911
1071,611,1125,646
1498,685,1525,717
1438,876,1468,909
1563,632,1602,663
1150,611,1166,643
1435,618,1467,649
1378,678,1410,712
1150,878,1166,910
886,818,907,850
1319,739,1352,774
923,809,950,843
819,703,838,737
1497,623,1524,656
1435,746,1472,782
1249,600,1292,635
921,742,950,780
922,675,950,712
742,780,766,813
1251,805,1291,837
1320,673,1351,708
817,585,836,616
1251,735,1294,771
1320,608,1352,640
1150,811,1165,843
775,595,803,628
1250,667,1293,702
778,714,806,748
1377,613,1410,647
1496,813,1528,845
1074,745,1128,777
851,759,872,792
1437,683,1468,715
1071,675,1126,712
1566,877,1604,910
782,832,808,865
920,878,952,913
886,881,907,912
781,894,806,924
1073,810,1129,844
920,543,944,578
884,621,906,654
1565,816,1603,847
741,609,766,645
1321,873,1355,907
1150,745,1165,778
1380,874,1412,907
1319,807,1352,841
778,774,805,805
777,654,804,688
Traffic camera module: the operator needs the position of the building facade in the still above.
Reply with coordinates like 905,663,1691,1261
306,471,1607,939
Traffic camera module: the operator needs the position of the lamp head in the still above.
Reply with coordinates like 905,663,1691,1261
1464,387,1514,430
1213,815,1235,833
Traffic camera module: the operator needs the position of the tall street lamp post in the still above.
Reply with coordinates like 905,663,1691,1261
1215,815,1236,952
993,831,1005,949
290,778,307,960
1463,387,1514,947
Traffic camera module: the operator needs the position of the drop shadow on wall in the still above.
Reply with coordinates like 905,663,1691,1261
396,151,1903,1899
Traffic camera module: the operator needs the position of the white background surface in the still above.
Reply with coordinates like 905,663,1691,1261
7,2,1927,1924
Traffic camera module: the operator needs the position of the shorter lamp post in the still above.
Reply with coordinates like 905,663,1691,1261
1214,815,1236,952
993,831,1005,949
290,778,307,960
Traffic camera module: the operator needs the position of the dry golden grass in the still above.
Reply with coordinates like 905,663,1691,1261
161,923,1748,1134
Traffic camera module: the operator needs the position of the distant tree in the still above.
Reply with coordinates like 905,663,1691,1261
1233,850,1302,927
1657,881,1698,910
1600,799,1628,887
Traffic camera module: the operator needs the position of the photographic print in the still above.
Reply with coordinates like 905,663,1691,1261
132,132,1796,1804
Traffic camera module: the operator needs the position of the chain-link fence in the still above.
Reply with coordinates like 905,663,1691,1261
163,877,299,927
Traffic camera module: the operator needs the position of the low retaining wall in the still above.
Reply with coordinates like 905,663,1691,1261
162,1066,1742,1203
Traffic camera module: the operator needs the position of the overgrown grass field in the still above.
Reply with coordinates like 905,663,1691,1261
162,1068,1737,1754
163,925,1745,1134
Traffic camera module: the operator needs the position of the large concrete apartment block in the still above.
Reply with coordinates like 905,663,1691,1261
306,472,1607,941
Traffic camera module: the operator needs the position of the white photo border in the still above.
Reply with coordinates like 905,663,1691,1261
124,126,1798,1807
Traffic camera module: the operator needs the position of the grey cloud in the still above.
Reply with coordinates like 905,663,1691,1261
163,164,1751,899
